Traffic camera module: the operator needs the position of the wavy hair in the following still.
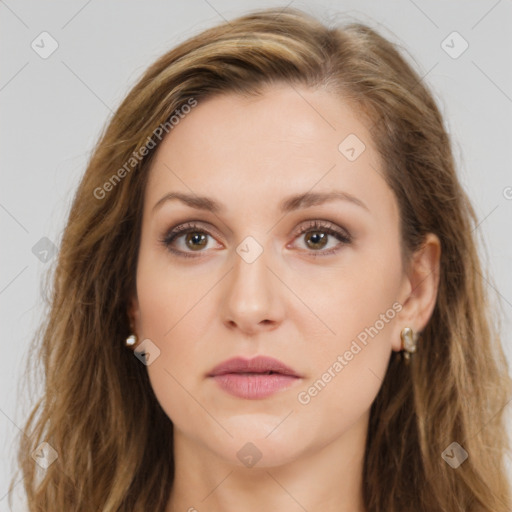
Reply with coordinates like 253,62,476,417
11,6,511,511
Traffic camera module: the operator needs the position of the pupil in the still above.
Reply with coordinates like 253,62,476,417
307,231,327,249
187,232,207,250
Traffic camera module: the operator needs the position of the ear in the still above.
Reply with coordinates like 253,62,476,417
391,233,441,352
127,293,141,337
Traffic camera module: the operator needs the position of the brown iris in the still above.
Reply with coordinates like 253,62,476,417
185,232,208,250
304,231,328,250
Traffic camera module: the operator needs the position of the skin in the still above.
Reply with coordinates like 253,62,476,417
128,83,440,512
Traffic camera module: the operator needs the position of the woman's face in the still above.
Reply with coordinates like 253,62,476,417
130,83,412,467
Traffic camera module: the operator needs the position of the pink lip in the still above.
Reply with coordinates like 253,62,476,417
208,356,302,400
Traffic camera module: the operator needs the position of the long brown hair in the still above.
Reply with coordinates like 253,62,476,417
12,6,511,511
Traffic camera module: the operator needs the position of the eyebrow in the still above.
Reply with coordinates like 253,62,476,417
152,190,370,214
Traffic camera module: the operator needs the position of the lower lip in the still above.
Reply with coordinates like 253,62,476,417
210,373,300,399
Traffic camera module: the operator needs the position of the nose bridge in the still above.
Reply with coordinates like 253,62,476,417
221,233,282,330
232,235,273,303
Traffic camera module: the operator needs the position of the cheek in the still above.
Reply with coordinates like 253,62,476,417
295,298,395,414
136,274,210,366
135,241,218,339
293,344,389,450
293,268,399,436
294,239,402,410
134,253,218,422
309,242,402,349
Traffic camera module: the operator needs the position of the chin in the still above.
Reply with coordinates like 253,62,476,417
206,426,307,470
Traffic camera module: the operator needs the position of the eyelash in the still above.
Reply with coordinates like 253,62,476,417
159,220,352,259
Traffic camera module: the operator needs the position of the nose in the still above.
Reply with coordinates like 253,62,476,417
220,241,284,335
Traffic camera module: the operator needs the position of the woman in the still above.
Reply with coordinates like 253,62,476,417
12,6,511,512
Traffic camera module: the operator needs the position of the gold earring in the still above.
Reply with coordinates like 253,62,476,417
125,333,137,347
400,327,418,362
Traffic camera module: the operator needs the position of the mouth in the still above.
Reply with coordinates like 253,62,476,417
207,356,302,400
207,355,301,378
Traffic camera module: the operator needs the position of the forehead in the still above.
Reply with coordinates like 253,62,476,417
143,84,393,218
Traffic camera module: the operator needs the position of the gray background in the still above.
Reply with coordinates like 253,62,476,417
1,0,511,509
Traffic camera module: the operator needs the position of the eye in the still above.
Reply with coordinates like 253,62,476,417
289,220,352,257
159,221,221,259
160,219,352,259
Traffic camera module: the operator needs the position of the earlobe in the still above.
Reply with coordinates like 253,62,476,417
392,233,441,351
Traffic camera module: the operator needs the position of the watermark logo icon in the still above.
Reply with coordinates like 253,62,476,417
338,134,366,162
31,442,58,469
236,442,262,468
441,32,469,59
236,236,263,264
134,338,161,366
442,442,468,468
31,32,59,59
32,237,57,263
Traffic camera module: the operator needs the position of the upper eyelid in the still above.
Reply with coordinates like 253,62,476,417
164,221,223,240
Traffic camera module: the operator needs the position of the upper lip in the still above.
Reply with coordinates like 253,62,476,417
208,356,302,378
